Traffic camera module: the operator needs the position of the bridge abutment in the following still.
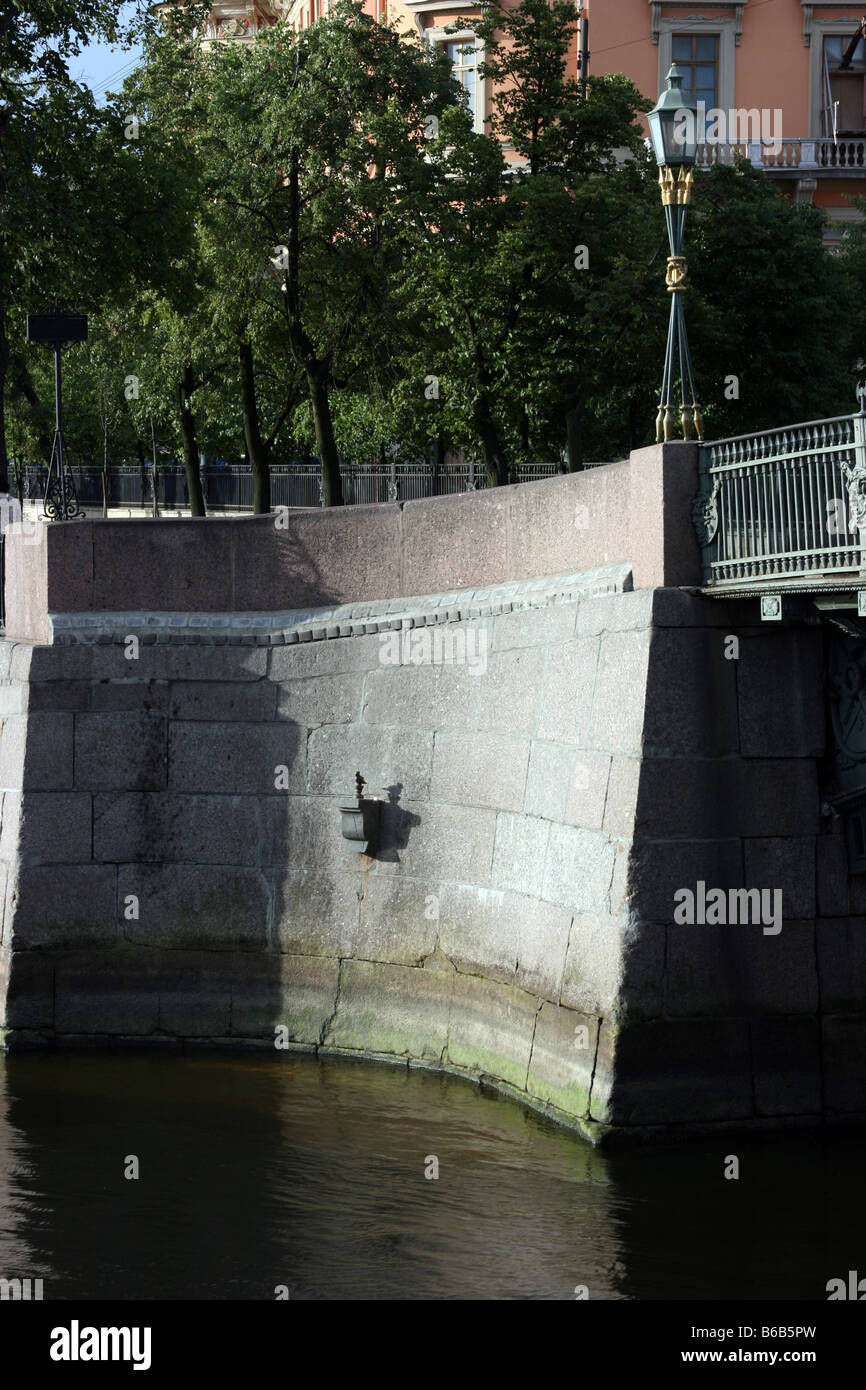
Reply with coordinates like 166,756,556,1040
0,445,861,1139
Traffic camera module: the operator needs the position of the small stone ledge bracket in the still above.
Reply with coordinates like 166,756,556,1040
761,594,782,622
338,772,382,856
44,563,633,646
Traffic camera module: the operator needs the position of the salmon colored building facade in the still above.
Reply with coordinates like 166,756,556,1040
201,0,866,235
583,0,866,239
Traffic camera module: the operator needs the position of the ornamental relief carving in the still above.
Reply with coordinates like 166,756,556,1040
842,456,866,532
827,638,866,783
691,476,720,547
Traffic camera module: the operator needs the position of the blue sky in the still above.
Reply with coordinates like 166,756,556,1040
71,39,143,97
69,3,143,100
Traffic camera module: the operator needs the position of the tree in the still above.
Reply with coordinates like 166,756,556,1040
836,197,866,392
686,160,852,437
403,0,654,481
195,206,306,512
198,2,463,505
1,1,133,488
1,2,206,492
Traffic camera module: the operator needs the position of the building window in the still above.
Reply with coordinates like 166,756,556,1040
823,34,866,136
446,38,480,128
671,33,719,109
427,29,485,134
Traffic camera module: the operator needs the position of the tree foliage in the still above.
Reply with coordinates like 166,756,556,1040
4,0,863,512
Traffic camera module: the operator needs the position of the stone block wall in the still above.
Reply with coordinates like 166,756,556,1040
606,593,844,1129
0,568,861,1140
0,572,641,1139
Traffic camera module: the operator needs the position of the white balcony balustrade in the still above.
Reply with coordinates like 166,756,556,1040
696,137,866,171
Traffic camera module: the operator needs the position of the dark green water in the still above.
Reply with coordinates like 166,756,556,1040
0,1051,862,1300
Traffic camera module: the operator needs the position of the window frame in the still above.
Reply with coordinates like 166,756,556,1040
426,25,486,135
821,31,866,136
657,16,736,117
809,17,866,136
670,32,721,111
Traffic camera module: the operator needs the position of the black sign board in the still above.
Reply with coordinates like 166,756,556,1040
26,311,88,344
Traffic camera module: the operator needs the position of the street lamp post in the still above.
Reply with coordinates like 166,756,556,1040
25,307,87,520
647,65,703,443
576,2,589,101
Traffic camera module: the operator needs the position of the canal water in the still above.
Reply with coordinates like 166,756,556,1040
0,1051,861,1300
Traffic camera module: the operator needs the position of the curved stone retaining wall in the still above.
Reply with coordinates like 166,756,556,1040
0,448,862,1140
0,566,642,1138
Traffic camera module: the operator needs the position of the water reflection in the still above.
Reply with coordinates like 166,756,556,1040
0,1053,861,1300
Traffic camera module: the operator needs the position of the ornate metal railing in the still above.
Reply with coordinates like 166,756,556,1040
693,408,866,591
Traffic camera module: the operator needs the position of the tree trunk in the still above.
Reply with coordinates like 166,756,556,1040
307,367,343,506
566,403,584,472
102,433,109,517
520,405,530,456
472,391,508,487
0,283,9,494
239,341,270,513
179,364,206,517
432,433,444,496
284,142,342,508
8,354,52,464
135,436,150,507
628,391,643,451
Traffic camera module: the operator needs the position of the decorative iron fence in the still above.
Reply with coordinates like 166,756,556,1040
12,457,564,512
693,410,866,589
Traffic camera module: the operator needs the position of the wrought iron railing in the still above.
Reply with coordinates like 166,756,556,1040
693,410,866,590
11,457,563,512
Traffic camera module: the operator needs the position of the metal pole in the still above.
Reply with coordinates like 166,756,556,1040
149,415,159,519
52,342,67,521
578,12,589,101
655,166,702,442
54,342,62,436
43,342,80,522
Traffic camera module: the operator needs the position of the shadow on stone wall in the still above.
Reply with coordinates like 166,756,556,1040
2,579,863,1140
376,784,421,864
1,640,297,1052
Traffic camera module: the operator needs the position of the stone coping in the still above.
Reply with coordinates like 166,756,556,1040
45,563,633,646
2,443,702,643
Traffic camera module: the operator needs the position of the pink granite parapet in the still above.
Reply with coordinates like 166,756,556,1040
2,443,700,643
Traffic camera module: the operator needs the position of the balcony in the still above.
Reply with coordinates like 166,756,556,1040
696,137,866,173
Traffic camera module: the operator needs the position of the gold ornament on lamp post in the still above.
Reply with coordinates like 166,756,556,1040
647,66,704,443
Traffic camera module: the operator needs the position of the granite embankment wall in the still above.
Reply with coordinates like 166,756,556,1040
0,443,862,1140
2,442,700,644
